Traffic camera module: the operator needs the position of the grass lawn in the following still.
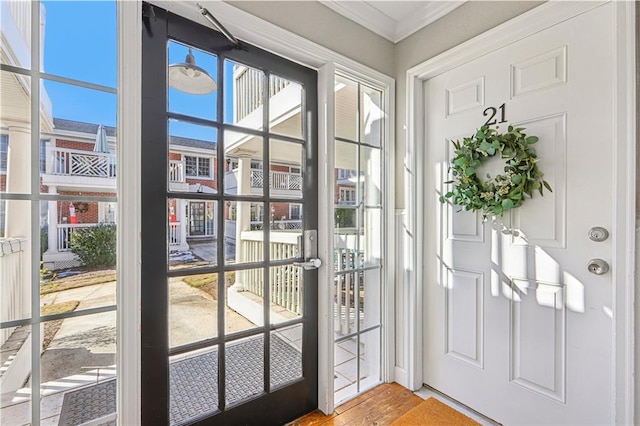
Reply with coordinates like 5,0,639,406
41,300,80,350
183,272,236,299
40,269,116,295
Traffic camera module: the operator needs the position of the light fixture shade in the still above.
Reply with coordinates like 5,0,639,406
168,49,217,95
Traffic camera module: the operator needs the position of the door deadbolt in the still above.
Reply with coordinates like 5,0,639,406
587,259,609,275
588,227,609,242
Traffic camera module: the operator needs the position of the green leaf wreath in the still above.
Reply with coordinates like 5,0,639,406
439,125,552,219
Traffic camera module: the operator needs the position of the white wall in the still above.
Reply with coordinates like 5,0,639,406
226,1,395,77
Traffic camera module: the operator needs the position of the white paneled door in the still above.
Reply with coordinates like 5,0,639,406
423,3,618,424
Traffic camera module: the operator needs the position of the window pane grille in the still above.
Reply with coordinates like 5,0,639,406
198,158,210,176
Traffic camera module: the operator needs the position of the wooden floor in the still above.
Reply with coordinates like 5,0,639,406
289,383,424,426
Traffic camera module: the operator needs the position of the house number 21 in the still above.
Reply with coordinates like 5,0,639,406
483,103,507,126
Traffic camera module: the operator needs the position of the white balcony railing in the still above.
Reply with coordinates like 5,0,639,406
56,223,97,251
241,232,302,315
250,220,302,230
48,147,116,178
1,237,27,346
168,222,181,246
234,69,290,122
235,230,363,319
250,170,301,191
169,160,184,183
6,2,31,51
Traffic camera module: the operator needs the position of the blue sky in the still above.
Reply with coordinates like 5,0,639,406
42,1,235,141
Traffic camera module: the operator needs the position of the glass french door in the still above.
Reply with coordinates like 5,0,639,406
141,4,318,425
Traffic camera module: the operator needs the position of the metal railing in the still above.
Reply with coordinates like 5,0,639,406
48,147,116,178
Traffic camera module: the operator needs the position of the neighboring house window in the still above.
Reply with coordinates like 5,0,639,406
187,201,215,236
339,188,356,204
338,168,355,180
0,135,8,172
250,204,263,222
40,139,48,172
185,156,211,177
290,203,302,220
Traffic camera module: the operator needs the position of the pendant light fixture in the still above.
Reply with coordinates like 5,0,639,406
168,48,217,95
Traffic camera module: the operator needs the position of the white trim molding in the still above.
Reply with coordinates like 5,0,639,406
317,61,336,414
613,2,636,424
321,0,465,43
117,2,142,425
405,0,635,423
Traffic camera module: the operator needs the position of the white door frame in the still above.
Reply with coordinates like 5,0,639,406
118,1,395,422
404,1,636,423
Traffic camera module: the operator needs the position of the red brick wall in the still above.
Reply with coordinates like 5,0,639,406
169,152,181,161
185,177,217,191
56,139,94,151
56,191,116,224
270,164,289,172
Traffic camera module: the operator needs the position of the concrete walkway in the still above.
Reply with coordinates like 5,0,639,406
1,277,256,426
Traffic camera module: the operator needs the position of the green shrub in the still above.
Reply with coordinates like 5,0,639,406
334,207,356,228
71,224,116,267
40,227,48,256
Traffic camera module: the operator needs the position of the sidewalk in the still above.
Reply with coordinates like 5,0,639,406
1,276,256,425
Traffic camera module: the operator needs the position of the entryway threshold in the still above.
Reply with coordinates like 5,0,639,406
415,386,501,426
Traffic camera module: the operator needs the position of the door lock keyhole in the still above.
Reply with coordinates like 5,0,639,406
588,227,609,242
587,259,609,275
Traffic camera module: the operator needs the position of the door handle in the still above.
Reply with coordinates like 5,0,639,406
293,258,322,270
587,258,609,275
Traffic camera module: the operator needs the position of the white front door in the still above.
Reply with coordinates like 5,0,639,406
423,3,619,424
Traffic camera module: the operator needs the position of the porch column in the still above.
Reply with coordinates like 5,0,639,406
5,125,32,316
178,199,188,249
234,155,252,290
46,186,58,254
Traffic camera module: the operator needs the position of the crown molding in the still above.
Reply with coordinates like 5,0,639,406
395,1,465,42
322,0,397,42
322,0,465,43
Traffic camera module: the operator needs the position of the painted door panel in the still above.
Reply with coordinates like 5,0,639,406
423,4,614,424
141,5,318,425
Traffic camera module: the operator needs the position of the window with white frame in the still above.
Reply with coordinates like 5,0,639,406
185,155,211,177
333,73,385,404
289,203,302,220
0,2,118,425
339,187,356,204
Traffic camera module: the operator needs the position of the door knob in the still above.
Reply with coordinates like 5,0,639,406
587,259,609,275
